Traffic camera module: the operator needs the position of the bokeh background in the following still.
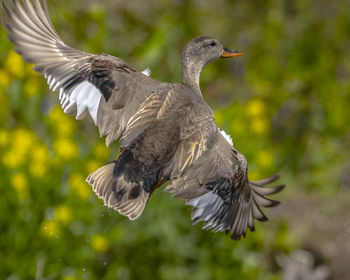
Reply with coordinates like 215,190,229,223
1,0,350,279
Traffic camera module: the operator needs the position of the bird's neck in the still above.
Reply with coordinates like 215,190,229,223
181,58,203,94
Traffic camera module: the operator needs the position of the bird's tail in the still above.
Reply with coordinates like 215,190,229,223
86,160,150,220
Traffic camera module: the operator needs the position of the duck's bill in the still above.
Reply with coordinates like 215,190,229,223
220,48,242,58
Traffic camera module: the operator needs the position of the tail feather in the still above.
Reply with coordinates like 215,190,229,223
86,162,150,220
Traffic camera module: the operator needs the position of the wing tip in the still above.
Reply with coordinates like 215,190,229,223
188,173,284,241
250,172,282,186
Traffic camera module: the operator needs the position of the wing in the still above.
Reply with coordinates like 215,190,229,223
2,0,161,146
166,127,284,240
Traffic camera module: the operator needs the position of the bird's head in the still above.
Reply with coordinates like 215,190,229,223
182,36,242,68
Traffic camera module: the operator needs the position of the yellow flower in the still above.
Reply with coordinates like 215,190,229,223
23,77,41,97
1,129,41,169
5,50,25,78
3,128,36,168
57,120,76,137
26,64,38,76
69,173,91,199
0,69,11,87
55,205,73,225
0,130,10,147
53,139,78,160
214,111,224,126
31,144,50,162
11,173,28,192
13,128,35,154
93,143,110,160
251,118,270,134
41,219,60,237
49,106,65,123
29,144,50,178
10,173,29,200
29,162,48,178
62,277,76,280
91,234,109,253
246,98,265,117
49,106,76,136
86,160,101,174
256,150,274,168
3,148,26,168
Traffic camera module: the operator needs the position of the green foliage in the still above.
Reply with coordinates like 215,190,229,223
1,0,349,279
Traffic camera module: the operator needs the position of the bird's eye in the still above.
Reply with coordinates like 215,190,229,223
210,41,216,47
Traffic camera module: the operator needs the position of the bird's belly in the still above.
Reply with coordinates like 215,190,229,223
117,119,181,192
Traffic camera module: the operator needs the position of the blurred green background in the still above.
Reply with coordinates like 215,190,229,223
1,0,350,279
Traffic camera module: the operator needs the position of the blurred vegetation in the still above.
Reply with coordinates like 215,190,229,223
1,0,350,279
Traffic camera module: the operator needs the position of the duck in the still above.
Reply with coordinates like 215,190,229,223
2,0,284,240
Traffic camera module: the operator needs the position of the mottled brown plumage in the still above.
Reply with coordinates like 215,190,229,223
2,0,284,239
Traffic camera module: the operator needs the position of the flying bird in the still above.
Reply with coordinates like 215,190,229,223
2,0,284,240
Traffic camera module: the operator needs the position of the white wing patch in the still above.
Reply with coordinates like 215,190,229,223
220,129,233,146
142,67,151,77
58,81,102,125
187,191,224,228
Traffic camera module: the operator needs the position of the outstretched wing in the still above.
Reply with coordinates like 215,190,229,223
166,128,284,240
2,0,161,146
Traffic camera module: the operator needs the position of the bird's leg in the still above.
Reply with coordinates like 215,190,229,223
115,147,126,160
151,178,164,193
